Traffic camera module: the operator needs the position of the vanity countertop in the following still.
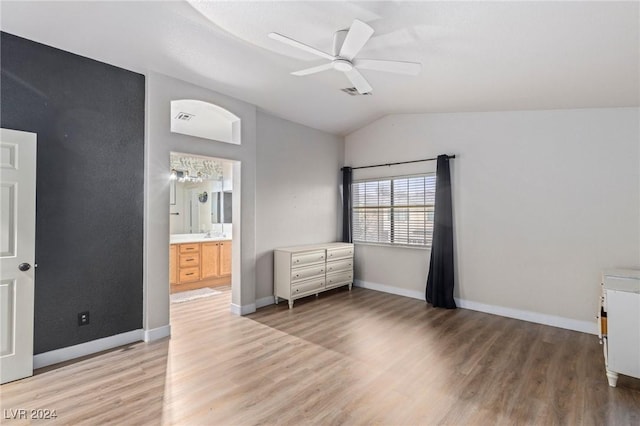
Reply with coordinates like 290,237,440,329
170,234,231,244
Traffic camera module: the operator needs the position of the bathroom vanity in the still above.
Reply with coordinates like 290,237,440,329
170,234,231,293
168,154,234,293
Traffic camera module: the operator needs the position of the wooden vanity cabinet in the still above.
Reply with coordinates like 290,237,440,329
178,243,200,283
169,245,177,284
220,241,232,276
201,242,221,279
170,240,232,292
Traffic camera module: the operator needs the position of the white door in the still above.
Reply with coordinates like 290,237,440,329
0,128,37,384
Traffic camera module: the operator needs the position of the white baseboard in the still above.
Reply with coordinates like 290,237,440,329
33,329,144,369
230,297,274,315
255,295,275,309
354,279,597,335
230,303,241,315
354,279,424,301
454,298,597,335
144,324,171,342
230,303,256,316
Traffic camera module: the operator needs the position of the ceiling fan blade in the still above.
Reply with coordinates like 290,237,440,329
291,63,334,76
354,59,422,76
339,20,374,60
268,32,335,61
345,68,372,94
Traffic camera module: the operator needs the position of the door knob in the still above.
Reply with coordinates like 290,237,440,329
18,263,31,272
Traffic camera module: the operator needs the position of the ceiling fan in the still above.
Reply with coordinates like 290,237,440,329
268,19,421,94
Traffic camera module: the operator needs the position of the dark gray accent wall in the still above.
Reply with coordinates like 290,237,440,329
0,32,145,354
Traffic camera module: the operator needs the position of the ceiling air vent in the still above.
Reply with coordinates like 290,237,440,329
175,112,195,121
341,87,372,96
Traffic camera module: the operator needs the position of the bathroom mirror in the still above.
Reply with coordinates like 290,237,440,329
210,191,232,225
169,153,233,234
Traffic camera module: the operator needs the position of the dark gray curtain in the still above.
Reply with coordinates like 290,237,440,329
342,167,353,243
426,155,456,308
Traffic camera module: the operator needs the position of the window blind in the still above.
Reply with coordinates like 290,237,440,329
352,174,436,247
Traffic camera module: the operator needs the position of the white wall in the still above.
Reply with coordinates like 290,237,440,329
223,162,233,192
145,74,344,331
255,111,344,301
345,108,640,328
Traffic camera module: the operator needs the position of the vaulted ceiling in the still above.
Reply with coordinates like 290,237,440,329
1,1,638,135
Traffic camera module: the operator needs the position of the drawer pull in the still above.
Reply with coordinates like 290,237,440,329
186,273,194,276
295,274,299,277
186,259,194,262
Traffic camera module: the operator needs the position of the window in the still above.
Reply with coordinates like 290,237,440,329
170,99,241,145
352,174,436,247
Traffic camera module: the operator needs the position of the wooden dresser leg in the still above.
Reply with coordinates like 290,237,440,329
288,300,293,309
274,296,278,304
606,369,618,387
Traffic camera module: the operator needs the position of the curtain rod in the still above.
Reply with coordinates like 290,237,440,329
342,155,455,171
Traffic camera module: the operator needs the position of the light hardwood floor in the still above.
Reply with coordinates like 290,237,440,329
1,286,639,425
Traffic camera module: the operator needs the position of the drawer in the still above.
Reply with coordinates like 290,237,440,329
291,276,325,298
291,250,325,267
179,243,200,254
179,253,200,268
327,246,353,260
291,264,325,282
326,271,353,288
179,267,200,282
326,258,353,274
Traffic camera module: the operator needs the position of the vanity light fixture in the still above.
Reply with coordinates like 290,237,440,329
176,170,205,183
170,153,223,182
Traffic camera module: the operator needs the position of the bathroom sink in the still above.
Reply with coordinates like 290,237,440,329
204,234,227,239
170,233,229,244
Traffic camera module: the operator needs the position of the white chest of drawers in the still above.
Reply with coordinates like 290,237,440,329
274,242,354,309
599,269,640,387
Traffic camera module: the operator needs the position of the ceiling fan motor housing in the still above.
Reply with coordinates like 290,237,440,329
333,59,353,72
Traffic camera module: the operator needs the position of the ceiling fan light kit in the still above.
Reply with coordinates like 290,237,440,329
332,59,353,72
269,19,421,95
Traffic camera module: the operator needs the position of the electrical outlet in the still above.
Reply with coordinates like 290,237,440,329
78,311,90,326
